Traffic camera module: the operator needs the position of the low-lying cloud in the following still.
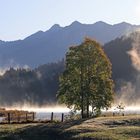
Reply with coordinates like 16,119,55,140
116,32,140,108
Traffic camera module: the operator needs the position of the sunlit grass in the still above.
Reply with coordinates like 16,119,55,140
0,115,139,140
76,126,140,140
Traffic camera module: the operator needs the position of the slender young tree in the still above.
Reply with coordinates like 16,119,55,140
57,38,114,118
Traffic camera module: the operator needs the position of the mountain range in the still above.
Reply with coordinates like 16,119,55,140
0,21,140,104
0,21,140,68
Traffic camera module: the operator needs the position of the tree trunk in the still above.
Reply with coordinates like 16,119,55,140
86,98,89,118
80,66,84,119
81,87,84,118
81,105,84,118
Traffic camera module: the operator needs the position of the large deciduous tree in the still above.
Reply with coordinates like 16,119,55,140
57,38,114,118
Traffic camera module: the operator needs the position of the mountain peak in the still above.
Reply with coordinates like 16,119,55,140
50,24,61,31
95,21,107,24
71,21,82,26
114,22,131,27
94,21,110,25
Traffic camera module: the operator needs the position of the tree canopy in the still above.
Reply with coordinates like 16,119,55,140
0,60,64,106
57,38,114,118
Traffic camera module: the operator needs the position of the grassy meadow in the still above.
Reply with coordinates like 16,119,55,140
0,115,139,140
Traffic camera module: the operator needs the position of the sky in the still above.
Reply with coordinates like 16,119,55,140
0,0,140,41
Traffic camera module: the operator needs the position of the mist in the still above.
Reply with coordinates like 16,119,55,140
3,102,70,113
114,32,140,112
127,32,140,71
0,64,30,76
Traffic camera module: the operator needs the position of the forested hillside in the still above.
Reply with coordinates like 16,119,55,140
0,60,64,106
0,32,140,105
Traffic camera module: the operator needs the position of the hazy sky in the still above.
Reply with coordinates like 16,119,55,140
0,0,140,41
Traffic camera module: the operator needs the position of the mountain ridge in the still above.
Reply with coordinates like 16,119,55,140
1,21,139,42
0,21,140,68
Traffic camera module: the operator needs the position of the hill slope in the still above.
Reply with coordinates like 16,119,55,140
0,33,140,105
0,21,139,68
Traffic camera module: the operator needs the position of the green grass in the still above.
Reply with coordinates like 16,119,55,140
0,124,37,139
65,115,140,140
76,126,140,140
0,115,139,140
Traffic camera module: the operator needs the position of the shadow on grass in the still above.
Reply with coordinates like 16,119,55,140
2,119,93,140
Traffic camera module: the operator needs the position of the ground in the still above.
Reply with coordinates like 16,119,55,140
0,115,140,140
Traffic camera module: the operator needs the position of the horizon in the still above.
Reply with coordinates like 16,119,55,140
0,0,140,41
0,20,139,42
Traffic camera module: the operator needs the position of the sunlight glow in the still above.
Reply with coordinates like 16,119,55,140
6,105,70,113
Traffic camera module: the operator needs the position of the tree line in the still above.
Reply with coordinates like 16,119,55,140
0,61,64,106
